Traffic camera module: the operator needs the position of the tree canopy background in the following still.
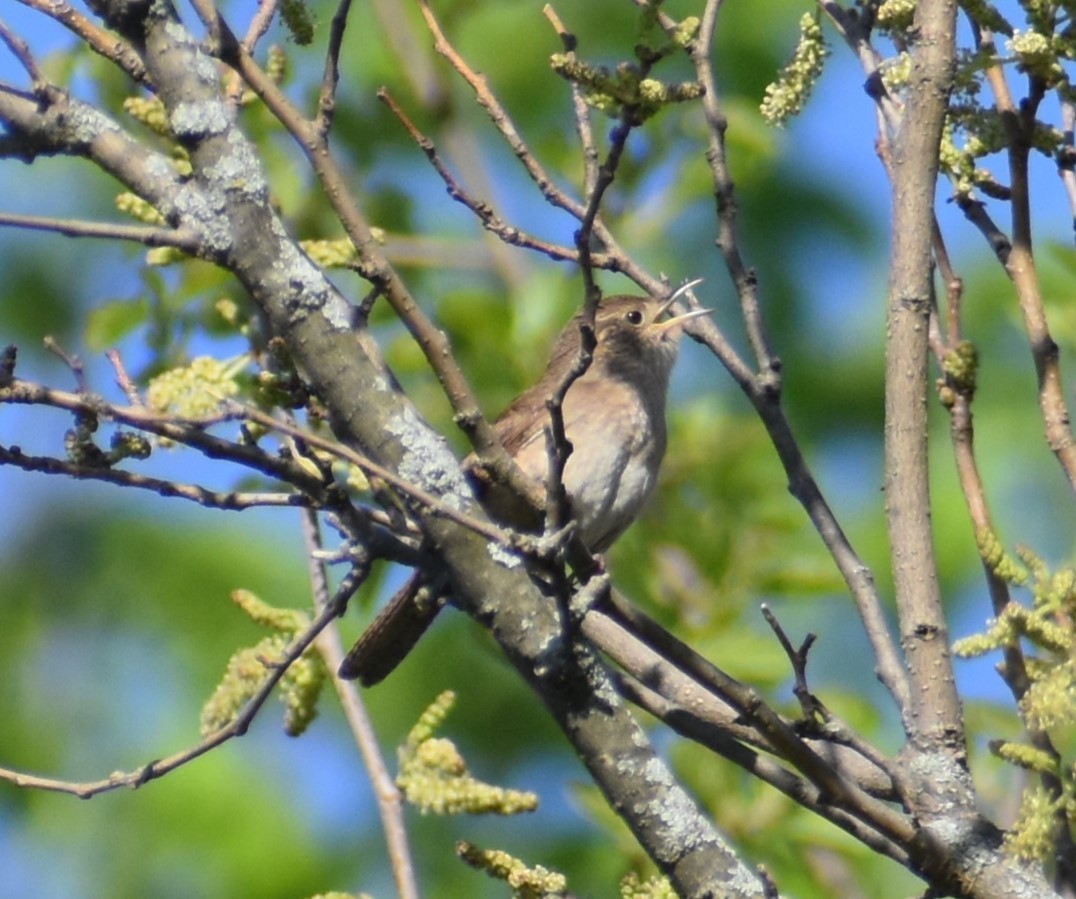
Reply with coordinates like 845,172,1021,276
1,1,1074,897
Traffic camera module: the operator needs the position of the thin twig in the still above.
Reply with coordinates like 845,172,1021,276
106,349,144,405
241,0,278,54
417,0,587,222
543,5,599,196
760,604,822,722
0,16,42,83
316,0,354,135
575,112,632,298
1058,98,1076,239
690,0,778,379
537,69,642,534
0,378,415,570
0,444,315,511
14,0,149,84
930,214,962,347
687,0,912,717
927,220,1076,883
0,211,200,250
599,589,915,845
411,0,691,301
763,601,897,779
0,378,337,499
0,573,363,798
42,335,86,390
540,28,652,536
377,88,593,266
232,401,518,549
542,328,594,538
820,3,903,135
957,190,1014,261
976,28,1076,491
300,512,420,899
0,345,15,388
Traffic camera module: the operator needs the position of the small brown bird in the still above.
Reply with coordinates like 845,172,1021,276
340,285,709,684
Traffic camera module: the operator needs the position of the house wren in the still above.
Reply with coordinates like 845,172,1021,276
339,286,710,684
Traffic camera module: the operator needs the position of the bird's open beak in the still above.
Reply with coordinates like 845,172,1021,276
652,278,712,333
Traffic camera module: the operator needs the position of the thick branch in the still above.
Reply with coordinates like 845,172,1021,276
884,0,964,760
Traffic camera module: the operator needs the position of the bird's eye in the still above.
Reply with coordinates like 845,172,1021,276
625,309,644,325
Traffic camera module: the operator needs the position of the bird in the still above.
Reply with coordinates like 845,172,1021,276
339,283,710,684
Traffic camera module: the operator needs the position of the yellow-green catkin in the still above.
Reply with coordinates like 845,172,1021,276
760,13,829,126
397,692,539,816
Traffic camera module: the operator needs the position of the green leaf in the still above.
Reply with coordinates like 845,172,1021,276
85,296,150,351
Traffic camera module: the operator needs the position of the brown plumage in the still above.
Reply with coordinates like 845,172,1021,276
339,289,709,684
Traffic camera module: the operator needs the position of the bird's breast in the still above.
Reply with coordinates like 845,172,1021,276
508,377,666,551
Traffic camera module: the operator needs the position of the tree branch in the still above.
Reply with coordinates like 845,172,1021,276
684,0,911,717
0,444,313,511
0,570,363,798
0,211,200,250
884,0,964,759
301,512,419,899
975,28,1076,490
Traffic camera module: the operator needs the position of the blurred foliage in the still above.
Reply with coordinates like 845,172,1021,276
1,0,1074,897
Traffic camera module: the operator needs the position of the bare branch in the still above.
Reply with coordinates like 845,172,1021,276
300,512,419,899
0,444,314,511
0,15,43,83
883,0,965,756
241,0,279,54
377,87,592,266
543,5,599,196
1058,98,1076,235
0,211,200,250
685,1,911,717
603,588,914,842
928,218,1076,886
0,571,365,798
315,0,354,134
956,195,1013,265
417,0,587,223
691,0,778,378
106,349,144,405
191,7,541,514
0,378,337,500
609,668,909,865
973,29,1076,490
14,0,148,85
232,401,519,550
